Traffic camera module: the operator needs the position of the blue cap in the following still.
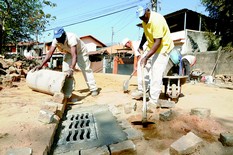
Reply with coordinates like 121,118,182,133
136,5,147,18
53,27,65,38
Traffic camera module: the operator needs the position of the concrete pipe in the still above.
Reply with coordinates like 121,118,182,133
26,69,75,98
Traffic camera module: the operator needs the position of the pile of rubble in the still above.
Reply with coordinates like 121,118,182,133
0,54,41,87
215,74,233,84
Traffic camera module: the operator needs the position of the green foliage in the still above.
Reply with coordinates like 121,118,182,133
201,0,233,46
204,32,221,51
0,0,56,45
187,35,200,52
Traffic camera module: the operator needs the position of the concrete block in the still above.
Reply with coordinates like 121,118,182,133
159,110,173,121
118,119,132,130
81,146,109,155
53,92,65,104
110,140,136,155
158,99,176,108
42,101,59,113
170,132,203,155
124,103,133,114
108,105,120,115
38,109,54,124
6,147,32,155
123,128,143,140
219,132,233,146
190,108,211,118
42,101,64,118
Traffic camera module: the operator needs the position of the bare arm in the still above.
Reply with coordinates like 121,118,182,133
39,46,56,68
140,38,162,67
144,38,161,59
138,33,147,50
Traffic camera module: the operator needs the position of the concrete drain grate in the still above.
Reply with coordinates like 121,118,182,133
58,112,97,145
53,105,127,154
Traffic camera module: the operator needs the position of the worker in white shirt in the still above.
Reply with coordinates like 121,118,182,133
122,38,150,99
181,55,197,81
33,27,99,96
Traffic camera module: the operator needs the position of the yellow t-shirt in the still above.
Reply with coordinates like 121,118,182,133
142,12,174,54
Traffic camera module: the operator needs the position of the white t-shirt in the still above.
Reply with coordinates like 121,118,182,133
131,41,141,57
131,41,148,57
51,32,87,54
182,55,196,66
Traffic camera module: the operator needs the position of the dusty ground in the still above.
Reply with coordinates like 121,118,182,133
0,71,233,155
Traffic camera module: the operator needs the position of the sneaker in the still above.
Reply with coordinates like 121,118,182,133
91,90,99,96
131,90,143,99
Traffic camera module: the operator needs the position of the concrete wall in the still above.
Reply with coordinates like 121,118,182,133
191,50,233,75
186,30,209,53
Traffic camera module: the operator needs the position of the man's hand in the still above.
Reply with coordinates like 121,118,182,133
66,68,74,77
138,48,143,55
31,65,42,72
140,57,147,68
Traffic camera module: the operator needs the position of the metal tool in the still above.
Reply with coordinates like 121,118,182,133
123,70,136,92
131,67,154,128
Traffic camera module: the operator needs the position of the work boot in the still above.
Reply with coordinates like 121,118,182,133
91,90,99,96
131,90,143,99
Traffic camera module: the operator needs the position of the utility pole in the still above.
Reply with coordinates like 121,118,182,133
151,0,157,12
111,27,114,55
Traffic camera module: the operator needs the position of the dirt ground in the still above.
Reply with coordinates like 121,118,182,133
0,71,233,155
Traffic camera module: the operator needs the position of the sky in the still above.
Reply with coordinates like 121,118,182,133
40,0,208,45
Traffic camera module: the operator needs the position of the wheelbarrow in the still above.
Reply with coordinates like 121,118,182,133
190,70,205,82
162,75,188,100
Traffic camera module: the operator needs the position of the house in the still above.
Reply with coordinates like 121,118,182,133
3,42,43,59
43,35,107,72
137,8,216,54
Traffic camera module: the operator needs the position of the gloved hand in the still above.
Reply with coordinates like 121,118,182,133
66,68,74,77
31,65,42,72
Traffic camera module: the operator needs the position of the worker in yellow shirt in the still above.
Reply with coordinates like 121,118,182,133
136,5,174,106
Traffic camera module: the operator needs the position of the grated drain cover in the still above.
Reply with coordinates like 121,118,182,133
66,113,96,142
53,105,127,154
62,113,97,144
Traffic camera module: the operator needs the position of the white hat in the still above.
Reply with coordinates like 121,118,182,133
136,5,146,18
121,38,130,46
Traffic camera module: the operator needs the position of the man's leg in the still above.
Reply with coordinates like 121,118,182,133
62,52,98,95
77,49,98,94
149,53,170,104
132,55,151,99
182,58,191,81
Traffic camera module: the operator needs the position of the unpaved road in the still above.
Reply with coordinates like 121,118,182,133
0,71,233,154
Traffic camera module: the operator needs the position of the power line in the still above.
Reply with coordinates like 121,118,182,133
44,5,138,31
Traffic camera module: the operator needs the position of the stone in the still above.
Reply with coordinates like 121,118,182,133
170,132,203,155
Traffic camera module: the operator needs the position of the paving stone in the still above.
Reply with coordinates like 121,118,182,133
123,128,143,140
81,146,109,155
108,105,121,115
42,101,59,113
219,132,233,146
124,102,133,114
110,140,136,155
118,119,132,129
170,132,203,155
190,108,211,118
53,92,65,104
159,109,173,121
42,101,66,118
38,109,54,124
53,149,80,155
158,99,176,108
6,147,32,155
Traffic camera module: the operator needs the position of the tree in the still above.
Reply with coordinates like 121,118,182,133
0,0,56,54
201,0,233,47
